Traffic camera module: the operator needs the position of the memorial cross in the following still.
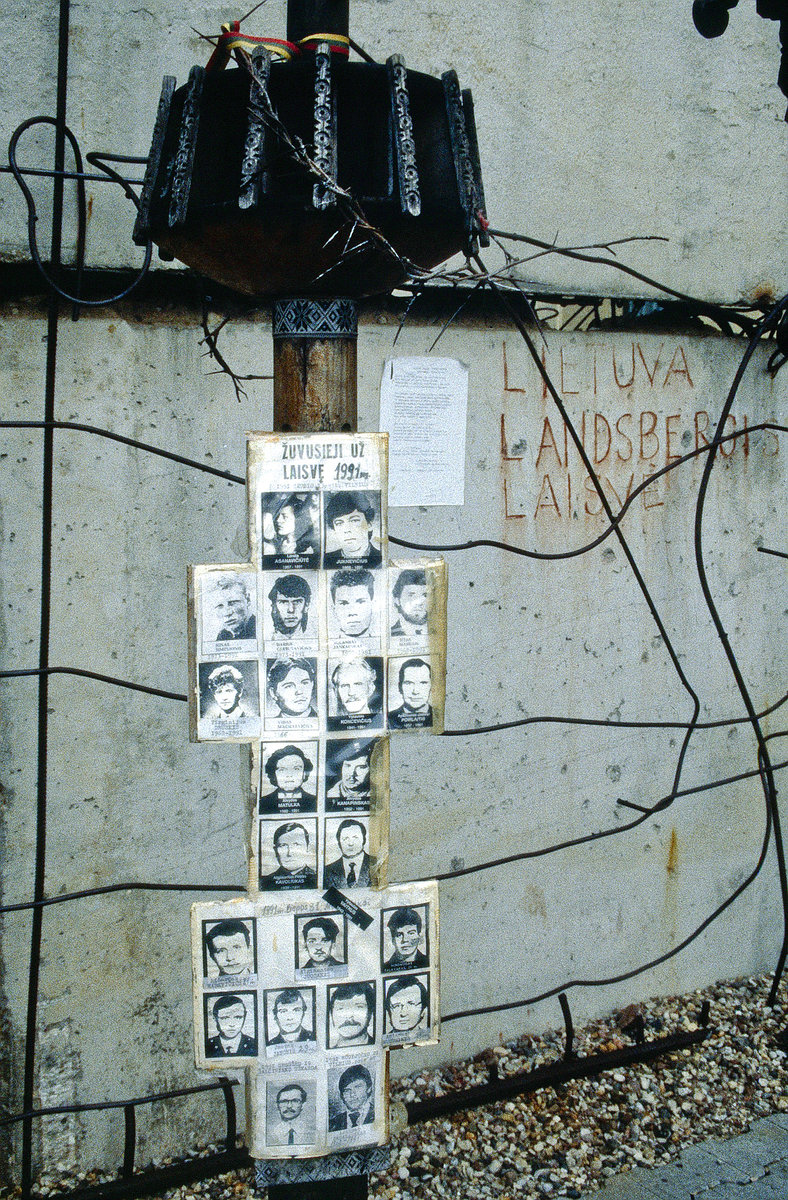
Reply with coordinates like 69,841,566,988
187,423,446,1185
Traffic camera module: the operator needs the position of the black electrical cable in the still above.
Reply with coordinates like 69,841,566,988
0,880,245,917
21,8,69,1198
0,666,187,703
691,291,788,1005
474,256,703,844
408,757,788,885
0,420,245,483
440,689,788,737
8,116,152,308
389,422,786,561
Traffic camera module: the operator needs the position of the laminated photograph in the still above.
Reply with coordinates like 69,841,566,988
202,990,258,1062
263,987,319,1056
326,566,384,654
259,741,320,816
260,491,322,570
264,656,321,735
387,653,445,733
194,565,259,659
323,817,375,889
382,972,431,1047
202,917,257,987
388,558,447,657
323,490,384,569
294,911,349,981
324,737,381,814
247,433,388,570
195,659,262,742
259,818,319,891
327,656,385,732
262,569,321,655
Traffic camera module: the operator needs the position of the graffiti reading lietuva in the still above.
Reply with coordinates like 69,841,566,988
187,433,446,1160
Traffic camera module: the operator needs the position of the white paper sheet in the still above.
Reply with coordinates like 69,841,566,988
379,357,468,507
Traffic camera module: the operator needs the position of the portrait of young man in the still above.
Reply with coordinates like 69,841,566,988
327,567,381,650
327,656,384,732
383,975,430,1042
264,572,317,649
296,915,346,972
259,820,317,890
325,738,375,813
265,987,316,1048
387,656,434,730
204,992,257,1058
326,981,376,1049
203,918,255,980
259,743,318,815
323,491,382,569
382,906,430,972
266,1081,316,1148
328,1064,376,1131
201,571,257,647
323,817,371,889
265,657,319,732
389,567,428,648
260,491,320,569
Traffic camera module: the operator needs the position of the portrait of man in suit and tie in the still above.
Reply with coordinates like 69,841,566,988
266,1080,316,1148
323,818,371,889
328,1064,376,1131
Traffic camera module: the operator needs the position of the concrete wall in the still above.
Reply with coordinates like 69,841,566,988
1,0,787,1182
0,303,785,1175
1,1,786,300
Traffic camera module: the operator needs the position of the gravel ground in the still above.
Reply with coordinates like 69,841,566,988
9,973,788,1200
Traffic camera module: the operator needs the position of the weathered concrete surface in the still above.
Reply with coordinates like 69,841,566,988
1,1,786,302
0,306,785,1174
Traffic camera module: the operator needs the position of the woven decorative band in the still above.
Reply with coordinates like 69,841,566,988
273,298,358,339
255,1145,392,1184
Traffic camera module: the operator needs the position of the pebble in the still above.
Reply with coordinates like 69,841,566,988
7,974,786,1200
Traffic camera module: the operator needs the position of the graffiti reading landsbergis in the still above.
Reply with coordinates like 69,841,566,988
187,432,446,1161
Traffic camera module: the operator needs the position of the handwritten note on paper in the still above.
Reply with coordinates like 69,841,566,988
379,357,468,507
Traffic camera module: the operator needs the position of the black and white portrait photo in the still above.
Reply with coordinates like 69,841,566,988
259,742,319,815
197,660,261,741
326,567,382,652
387,656,434,730
381,905,430,972
323,817,371,889
263,571,319,652
199,569,258,656
265,657,319,734
323,491,382,569
294,913,347,977
260,491,321,569
327,656,384,732
326,981,376,1049
389,567,429,651
265,1079,317,1148
324,738,377,813
259,819,318,890
263,987,317,1052
383,974,430,1044
327,1062,377,1135
203,991,258,1059
202,918,256,982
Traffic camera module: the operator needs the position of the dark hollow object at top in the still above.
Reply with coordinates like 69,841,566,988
133,40,487,298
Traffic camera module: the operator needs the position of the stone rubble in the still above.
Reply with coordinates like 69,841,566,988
5,974,787,1200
